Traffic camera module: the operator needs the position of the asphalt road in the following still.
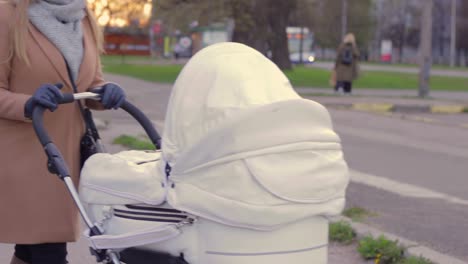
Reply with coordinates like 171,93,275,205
329,108,468,262
1,74,467,263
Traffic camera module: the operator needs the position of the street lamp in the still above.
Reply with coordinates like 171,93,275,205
450,0,457,67
418,0,433,98
341,0,348,39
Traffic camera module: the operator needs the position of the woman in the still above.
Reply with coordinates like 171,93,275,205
0,1,126,263
334,33,360,95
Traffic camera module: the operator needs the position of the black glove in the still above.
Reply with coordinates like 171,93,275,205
98,83,126,109
24,83,64,118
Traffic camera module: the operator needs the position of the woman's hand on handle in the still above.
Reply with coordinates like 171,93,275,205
24,83,64,118
95,83,126,110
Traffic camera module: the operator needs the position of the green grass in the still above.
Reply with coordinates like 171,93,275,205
358,235,405,264
319,59,468,71
101,55,158,65
101,62,468,91
285,67,468,91
343,207,377,222
113,135,156,150
103,64,183,83
329,221,356,244
364,62,468,72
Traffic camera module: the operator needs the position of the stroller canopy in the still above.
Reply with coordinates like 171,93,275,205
162,43,349,230
162,43,300,166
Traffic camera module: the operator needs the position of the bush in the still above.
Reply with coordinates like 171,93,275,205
358,235,405,264
113,135,156,150
329,221,356,244
398,256,435,264
343,207,376,222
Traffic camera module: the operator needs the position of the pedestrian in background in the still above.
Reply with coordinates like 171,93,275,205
0,0,126,263
173,42,182,61
334,33,360,95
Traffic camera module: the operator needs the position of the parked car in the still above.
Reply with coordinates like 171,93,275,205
290,51,316,64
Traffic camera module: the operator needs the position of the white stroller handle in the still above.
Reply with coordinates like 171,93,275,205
73,92,101,101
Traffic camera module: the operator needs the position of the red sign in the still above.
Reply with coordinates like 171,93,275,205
104,33,151,56
152,23,161,34
381,54,392,62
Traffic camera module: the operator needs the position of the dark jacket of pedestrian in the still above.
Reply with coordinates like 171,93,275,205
335,34,360,83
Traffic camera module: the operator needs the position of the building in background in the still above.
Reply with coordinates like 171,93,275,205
190,22,232,54
104,32,151,56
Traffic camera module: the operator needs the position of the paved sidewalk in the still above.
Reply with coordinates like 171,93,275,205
297,87,468,114
296,87,468,102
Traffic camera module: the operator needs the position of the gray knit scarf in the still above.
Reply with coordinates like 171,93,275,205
28,0,86,82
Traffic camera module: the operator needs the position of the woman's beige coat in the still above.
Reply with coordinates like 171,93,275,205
0,3,105,243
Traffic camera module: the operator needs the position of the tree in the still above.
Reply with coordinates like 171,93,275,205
228,0,267,52
311,0,374,52
266,0,297,70
311,0,341,49
375,0,422,63
457,0,468,65
155,0,227,34
228,0,297,69
155,0,298,70
230,0,300,69
87,0,151,29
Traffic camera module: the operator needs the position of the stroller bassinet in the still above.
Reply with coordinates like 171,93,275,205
77,42,349,263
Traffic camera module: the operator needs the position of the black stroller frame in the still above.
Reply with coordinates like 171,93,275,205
31,90,163,264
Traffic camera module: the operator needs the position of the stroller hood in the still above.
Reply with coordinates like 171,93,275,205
162,42,300,166
79,42,348,246
161,43,349,229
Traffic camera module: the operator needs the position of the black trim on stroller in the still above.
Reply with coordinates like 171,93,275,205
115,209,188,219
120,248,189,264
125,204,184,214
113,207,190,223
114,214,184,223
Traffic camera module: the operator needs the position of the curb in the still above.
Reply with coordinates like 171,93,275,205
329,216,467,264
323,103,468,114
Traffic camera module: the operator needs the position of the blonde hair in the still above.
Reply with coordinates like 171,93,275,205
2,0,103,65
343,33,356,46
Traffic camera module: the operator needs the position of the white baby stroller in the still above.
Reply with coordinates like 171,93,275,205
32,43,349,264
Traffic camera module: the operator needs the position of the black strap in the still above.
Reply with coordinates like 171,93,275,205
120,248,189,264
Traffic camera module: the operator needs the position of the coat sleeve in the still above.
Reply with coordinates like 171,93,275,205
0,5,31,122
